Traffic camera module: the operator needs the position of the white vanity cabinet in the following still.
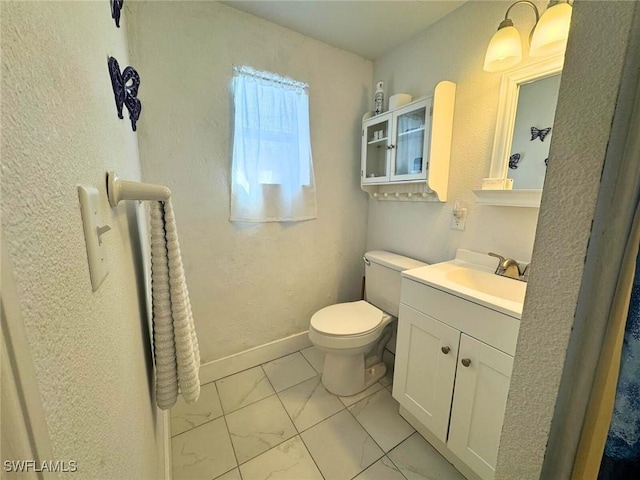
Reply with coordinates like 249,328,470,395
393,277,520,480
360,81,456,202
447,334,514,480
393,304,459,443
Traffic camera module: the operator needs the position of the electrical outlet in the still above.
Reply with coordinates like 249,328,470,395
450,207,467,231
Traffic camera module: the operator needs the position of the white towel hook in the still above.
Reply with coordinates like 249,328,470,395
107,171,171,207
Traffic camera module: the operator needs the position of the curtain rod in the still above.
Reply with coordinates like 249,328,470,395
233,65,308,90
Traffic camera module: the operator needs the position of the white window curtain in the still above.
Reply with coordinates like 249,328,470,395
231,66,317,222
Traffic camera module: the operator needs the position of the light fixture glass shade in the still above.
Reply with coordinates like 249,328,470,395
530,2,572,57
483,25,523,72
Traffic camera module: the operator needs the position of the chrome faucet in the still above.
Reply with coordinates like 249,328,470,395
488,252,529,282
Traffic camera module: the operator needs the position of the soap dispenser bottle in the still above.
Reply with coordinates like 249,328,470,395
374,81,384,115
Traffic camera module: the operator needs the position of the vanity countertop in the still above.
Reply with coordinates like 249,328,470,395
402,249,527,319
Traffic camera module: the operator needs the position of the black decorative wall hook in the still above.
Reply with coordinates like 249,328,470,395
108,57,142,131
110,0,124,28
509,153,521,170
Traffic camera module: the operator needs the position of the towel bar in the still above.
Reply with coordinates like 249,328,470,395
107,171,171,207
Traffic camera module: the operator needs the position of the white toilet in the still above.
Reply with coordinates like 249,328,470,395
309,251,426,396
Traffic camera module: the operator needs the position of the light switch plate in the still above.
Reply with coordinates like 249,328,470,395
78,186,109,291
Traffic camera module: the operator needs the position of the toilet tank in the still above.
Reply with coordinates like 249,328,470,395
364,251,427,317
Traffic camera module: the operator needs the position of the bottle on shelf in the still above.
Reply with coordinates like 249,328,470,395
374,81,384,116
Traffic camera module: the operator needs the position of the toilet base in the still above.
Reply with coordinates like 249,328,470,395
364,361,387,387
321,352,387,396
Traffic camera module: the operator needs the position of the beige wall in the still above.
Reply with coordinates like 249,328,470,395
1,2,165,479
369,1,548,264
127,1,372,364
497,1,640,478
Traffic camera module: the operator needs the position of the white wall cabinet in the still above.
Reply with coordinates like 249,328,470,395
360,81,456,202
393,279,519,480
362,99,431,184
361,112,393,182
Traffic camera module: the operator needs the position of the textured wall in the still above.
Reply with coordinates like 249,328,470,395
127,1,372,363
497,2,639,478
1,3,165,478
368,1,548,264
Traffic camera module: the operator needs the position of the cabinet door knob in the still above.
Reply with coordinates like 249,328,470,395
441,346,450,354
461,358,471,367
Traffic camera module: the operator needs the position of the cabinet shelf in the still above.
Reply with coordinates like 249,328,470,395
360,81,456,202
398,127,425,137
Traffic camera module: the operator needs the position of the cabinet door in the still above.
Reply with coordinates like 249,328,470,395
362,113,392,183
393,304,460,443
448,334,514,480
390,99,431,182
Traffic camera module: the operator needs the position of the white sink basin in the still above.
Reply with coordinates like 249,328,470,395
402,250,527,318
444,268,526,304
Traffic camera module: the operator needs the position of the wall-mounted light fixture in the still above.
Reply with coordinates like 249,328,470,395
483,0,573,73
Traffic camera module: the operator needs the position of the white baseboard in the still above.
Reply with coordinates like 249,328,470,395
199,331,313,385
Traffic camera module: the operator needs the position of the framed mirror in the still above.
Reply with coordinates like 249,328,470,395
475,55,564,207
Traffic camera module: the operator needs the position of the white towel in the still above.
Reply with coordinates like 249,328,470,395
150,199,200,410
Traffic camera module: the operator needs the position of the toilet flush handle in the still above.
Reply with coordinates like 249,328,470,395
363,256,371,266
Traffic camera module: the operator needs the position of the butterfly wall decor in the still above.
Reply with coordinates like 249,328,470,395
509,153,521,169
531,126,552,142
110,0,124,28
108,56,142,131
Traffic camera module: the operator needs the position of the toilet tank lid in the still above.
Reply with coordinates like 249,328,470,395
365,251,427,272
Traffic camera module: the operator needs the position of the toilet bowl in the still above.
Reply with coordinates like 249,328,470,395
309,300,393,396
309,251,426,397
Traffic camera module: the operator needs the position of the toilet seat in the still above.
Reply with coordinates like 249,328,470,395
309,301,393,352
310,300,383,336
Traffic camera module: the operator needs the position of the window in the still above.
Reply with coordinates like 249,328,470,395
230,66,317,222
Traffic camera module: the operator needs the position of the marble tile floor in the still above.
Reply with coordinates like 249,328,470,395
171,347,465,480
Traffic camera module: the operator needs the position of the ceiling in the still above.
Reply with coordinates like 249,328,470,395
221,1,467,60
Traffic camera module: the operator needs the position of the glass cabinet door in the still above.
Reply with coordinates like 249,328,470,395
362,115,391,183
391,101,430,181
